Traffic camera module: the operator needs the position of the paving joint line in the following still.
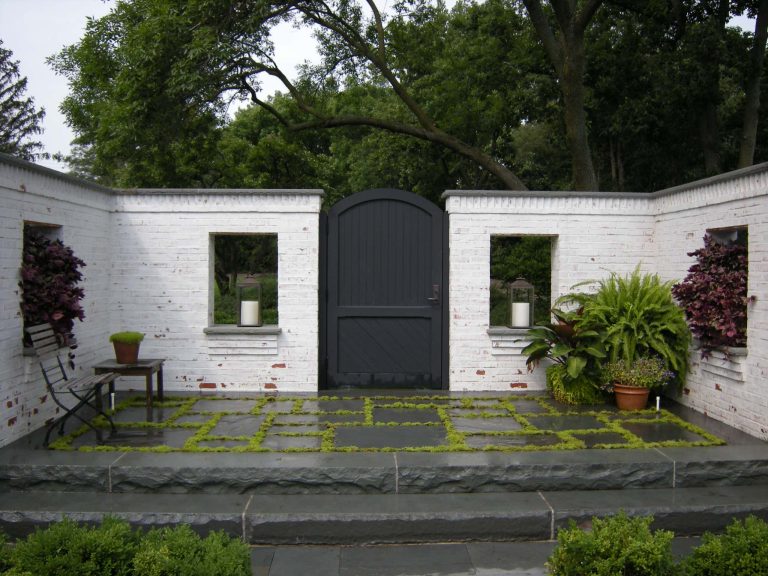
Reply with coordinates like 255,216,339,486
393,453,399,494
653,447,676,488
108,452,128,493
242,495,253,543
537,490,556,541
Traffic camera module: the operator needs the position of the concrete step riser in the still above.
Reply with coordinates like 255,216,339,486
3,458,768,495
0,488,767,545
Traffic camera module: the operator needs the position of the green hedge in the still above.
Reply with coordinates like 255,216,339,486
548,514,768,576
1,519,250,576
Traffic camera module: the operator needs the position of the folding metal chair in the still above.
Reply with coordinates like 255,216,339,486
26,323,118,446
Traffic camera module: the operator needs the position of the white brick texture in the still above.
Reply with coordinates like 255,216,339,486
2,153,767,445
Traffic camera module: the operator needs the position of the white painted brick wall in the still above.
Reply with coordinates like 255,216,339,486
3,153,767,445
1,157,114,447
1,156,322,447
446,166,768,440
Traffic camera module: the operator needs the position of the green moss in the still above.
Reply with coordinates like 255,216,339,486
109,331,145,344
48,394,724,454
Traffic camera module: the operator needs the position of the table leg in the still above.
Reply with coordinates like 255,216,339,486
145,372,153,409
157,366,164,401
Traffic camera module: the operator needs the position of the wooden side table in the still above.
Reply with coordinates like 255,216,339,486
93,358,165,409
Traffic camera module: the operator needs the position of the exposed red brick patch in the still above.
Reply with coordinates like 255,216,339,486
272,363,286,369
476,370,486,376
265,383,278,390
39,395,47,404
33,408,38,415
199,382,217,390
715,383,722,391
683,388,691,395
510,382,528,389
5,401,11,409
7,417,16,427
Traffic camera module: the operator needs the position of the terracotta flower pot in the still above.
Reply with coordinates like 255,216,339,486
613,384,650,410
113,341,140,364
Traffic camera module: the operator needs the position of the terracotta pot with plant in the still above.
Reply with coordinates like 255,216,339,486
602,357,673,410
110,331,144,364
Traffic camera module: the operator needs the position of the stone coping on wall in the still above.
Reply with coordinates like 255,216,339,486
0,152,113,194
117,188,325,196
441,161,768,202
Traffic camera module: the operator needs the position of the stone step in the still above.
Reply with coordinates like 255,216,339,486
0,486,766,545
2,445,768,495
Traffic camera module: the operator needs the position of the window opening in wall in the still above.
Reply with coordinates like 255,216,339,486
212,234,278,325
490,236,552,327
672,227,748,354
20,222,84,346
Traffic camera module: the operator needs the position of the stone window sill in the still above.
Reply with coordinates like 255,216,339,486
204,325,281,336
488,326,531,355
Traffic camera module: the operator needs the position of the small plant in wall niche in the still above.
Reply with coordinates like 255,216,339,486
672,234,750,356
19,229,86,345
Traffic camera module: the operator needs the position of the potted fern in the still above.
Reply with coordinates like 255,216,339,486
109,331,144,364
570,267,691,393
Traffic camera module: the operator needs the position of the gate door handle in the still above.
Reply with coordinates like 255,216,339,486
427,284,440,304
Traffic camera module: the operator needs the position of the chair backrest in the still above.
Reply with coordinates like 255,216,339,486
26,323,70,391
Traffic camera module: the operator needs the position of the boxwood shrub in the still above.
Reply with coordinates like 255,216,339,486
679,515,768,576
1,518,250,576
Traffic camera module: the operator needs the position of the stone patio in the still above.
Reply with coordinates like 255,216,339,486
0,391,766,548
48,391,726,453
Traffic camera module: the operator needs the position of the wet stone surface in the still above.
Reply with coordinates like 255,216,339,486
452,417,524,433
71,427,195,449
527,415,606,431
191,399,260,413
507,400,551,414
50,394,727,452
572,432,630,448
334,426,447,449
197,439,252,449
261,435,323,451
465,433,562,449
373,408,442,424
111,407,177,424
210,415,266,437
622,422,707,443
301,400,365,413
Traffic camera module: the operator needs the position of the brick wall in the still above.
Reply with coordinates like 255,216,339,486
2,151,767,445
445,164,768,440
0,154,322,447
0,155,114,446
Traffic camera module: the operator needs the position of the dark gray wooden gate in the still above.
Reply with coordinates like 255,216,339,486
322,189,446,389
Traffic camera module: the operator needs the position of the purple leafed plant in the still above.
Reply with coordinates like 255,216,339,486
672,234,748,355
20,230,86,345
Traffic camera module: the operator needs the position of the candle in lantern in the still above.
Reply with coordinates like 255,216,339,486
240,300,261,326
511,302,530,327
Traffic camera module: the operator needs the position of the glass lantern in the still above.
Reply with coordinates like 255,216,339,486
508,277,534,328
237,276,262,327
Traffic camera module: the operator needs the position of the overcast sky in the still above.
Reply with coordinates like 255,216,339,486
0,0,756,173
0,0,317,171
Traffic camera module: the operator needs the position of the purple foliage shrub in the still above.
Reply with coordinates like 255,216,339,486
19,230,86,343
672,235,748,353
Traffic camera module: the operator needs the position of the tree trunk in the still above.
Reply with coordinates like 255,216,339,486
699,101,721,175
738,0,768,168
561,30,599,191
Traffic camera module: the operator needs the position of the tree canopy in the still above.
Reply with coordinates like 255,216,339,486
51,0,768,197
0,39,47,161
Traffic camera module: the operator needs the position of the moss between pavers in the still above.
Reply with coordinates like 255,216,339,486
48,395,726,453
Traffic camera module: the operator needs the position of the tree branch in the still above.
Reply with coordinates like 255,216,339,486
522,0,564,76
575,0,604,32
365,0,387,61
